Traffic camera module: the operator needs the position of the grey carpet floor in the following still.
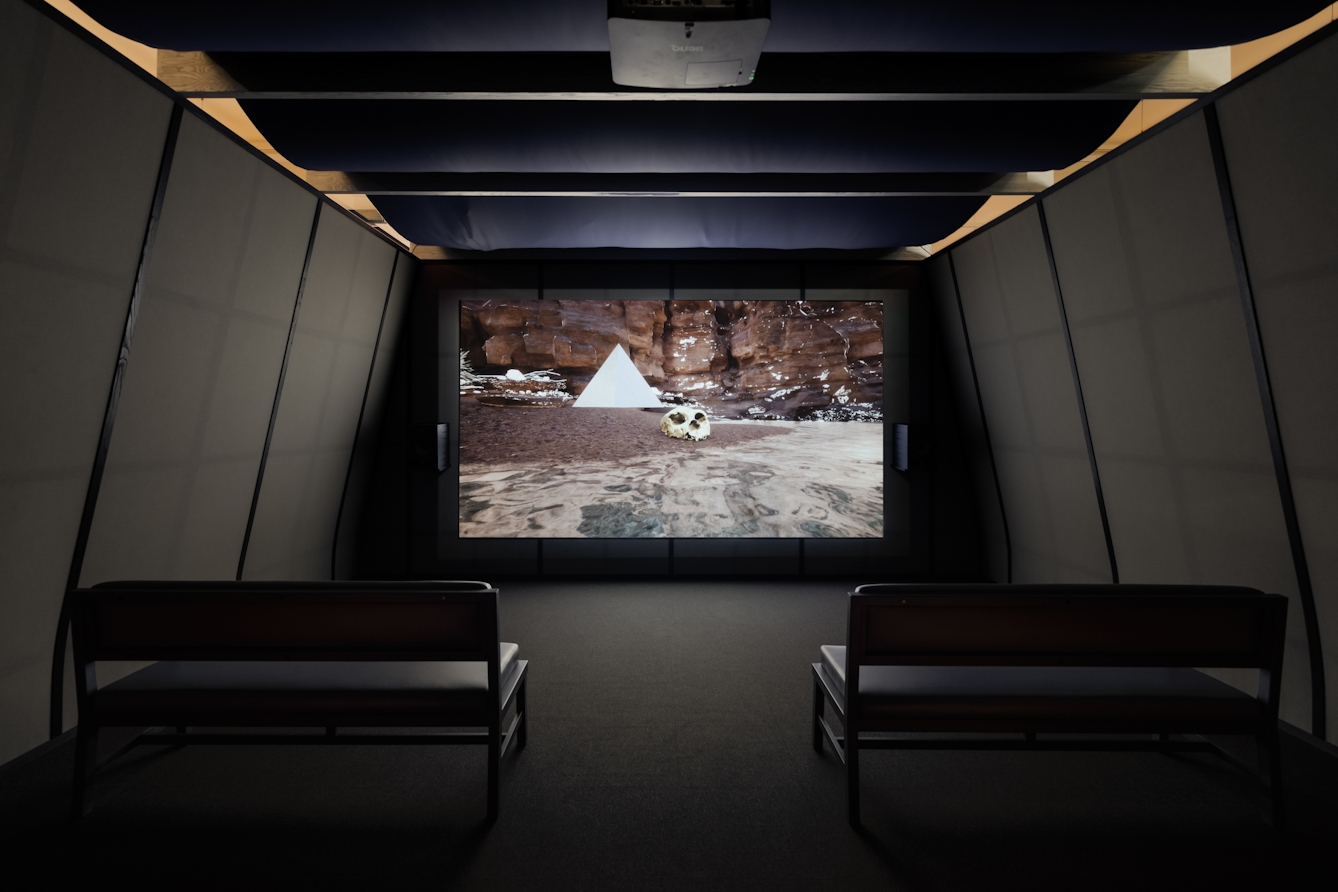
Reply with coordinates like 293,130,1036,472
1,580,1336,890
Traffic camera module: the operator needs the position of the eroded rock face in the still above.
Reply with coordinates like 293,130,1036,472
721,301,884,414
463,299,667,393
459,299,883,419
663,300,728,395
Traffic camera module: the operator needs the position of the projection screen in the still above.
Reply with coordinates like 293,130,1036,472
457,297,890,539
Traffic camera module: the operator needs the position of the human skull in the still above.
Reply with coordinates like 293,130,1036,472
660,408,711,441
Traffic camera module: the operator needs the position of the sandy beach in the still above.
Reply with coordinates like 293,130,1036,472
458,398,883,538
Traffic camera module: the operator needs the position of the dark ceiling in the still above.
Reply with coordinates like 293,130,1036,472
79,1,1330,252
241,100,1135,174
81,1,1327,53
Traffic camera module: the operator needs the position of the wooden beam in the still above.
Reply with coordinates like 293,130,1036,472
157,50,244,93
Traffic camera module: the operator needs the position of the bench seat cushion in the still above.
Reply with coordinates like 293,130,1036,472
91,643,519,726
819,645,1261,726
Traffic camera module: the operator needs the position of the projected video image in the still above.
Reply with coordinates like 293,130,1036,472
458,299,884,538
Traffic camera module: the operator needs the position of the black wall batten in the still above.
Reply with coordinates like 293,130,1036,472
235,201,323,581
48,103,184,739
946,252,1013,583
906,271,936,568
1035,202,1120,584
407,272,440,578
331,251,401,579
1203,102,1327,740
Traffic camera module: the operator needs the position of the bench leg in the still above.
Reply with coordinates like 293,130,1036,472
846,719,861,827
812,675,825,753
1257,727,1285,830
71,724,98,820
515,676,528,752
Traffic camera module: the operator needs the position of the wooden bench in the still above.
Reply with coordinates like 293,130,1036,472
811,583,1288,827
71,580,527,823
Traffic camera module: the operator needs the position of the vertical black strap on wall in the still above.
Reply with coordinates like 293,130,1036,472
946,252,1012,583
798,263,806,578
667,261,675,577
49,104,184,739
331,251,400,580
1035,202,1120,584
1204,103,1327,739
236,201,323,580
407,267,440,578
536,262,544,575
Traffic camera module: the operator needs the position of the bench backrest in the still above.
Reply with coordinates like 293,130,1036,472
848,584,1287,671
73,581,499,663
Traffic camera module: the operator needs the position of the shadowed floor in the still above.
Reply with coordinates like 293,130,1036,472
2,581,1336,890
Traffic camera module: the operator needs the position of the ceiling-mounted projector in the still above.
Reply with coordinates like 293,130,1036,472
608,0,771,89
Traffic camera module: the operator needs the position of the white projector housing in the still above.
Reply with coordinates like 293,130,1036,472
608,0,771,89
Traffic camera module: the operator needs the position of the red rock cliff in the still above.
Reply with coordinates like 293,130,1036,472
460,299,882,419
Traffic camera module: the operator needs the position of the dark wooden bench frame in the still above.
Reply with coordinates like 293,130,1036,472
71,580,527,823
812,584,1288,828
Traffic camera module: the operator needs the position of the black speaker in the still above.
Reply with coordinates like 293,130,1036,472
413,422,449,472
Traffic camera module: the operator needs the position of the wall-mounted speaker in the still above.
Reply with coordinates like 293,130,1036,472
413,422,449,473
893,423,909,472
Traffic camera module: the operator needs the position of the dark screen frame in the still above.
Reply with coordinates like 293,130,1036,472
409,259,933,579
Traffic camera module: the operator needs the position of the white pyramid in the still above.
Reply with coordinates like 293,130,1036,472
573,344,663,408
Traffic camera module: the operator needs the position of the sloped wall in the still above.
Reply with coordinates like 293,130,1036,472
241,205,399,580
1215,31,1338,740
930,27,1338,738
79,114,318,586
0,0,172,764
0,0,411,765
952,206,1111,585
926,256,1009,584
1045,111,1309,725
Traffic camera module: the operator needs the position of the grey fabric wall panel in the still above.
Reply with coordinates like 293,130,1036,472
0,0,173,759
243,205,397,579
1043,112,1310,725
951,206,1109,583
80,115,318,586
1218,31,1338,738
334,252,415,579
927,254,1008,581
